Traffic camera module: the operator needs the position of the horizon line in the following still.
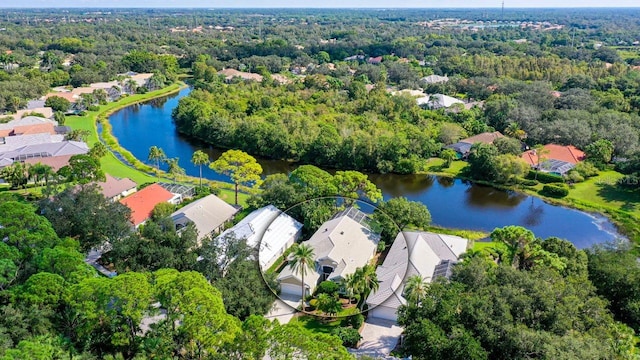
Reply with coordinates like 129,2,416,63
1,6,640,9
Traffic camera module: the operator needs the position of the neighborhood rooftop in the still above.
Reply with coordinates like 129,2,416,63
171,194,239,241
119,183,174,227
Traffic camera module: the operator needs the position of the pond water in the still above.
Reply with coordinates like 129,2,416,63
109,87,623,248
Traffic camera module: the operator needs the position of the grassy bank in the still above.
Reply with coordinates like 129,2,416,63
421,158,640,245
65,83,249,207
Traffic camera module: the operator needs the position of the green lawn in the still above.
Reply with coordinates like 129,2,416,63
424,158,467,177
472,241,506,252
289,315,343,334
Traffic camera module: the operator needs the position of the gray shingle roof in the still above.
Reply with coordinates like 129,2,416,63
171,194,238,241
0,140,88,161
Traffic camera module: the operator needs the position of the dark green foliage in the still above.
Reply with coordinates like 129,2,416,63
540,184,569,198
467,143,500,181
39,184,132,252
527,170,565,184
331,327,362,347
44,95,71,112
315,281,340,296
519,178,538,186
373,196,431,243
342,313,364,329
587,244,640,331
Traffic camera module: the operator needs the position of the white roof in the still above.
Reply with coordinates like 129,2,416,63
278,207,379,284
366,231,468,309
171,194,238,241
421,74,449,84
216,205,302,268
426,94,464,108
0,133,64,153
0,141,88,161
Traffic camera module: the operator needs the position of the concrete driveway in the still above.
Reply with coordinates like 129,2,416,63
351,318,404,358
264,293,301,324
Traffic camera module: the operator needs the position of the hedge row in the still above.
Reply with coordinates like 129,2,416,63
527,170,565,184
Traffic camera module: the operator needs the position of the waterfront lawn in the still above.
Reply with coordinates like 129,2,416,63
472,241,506,252
425,158,467,177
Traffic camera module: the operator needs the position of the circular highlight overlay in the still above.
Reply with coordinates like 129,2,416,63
257,196,409,320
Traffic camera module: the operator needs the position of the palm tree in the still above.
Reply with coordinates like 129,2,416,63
92,89,108,105
125,79,138,94
532,144,550,180
148,146,166,178
166,158,185,183
355,264,379,309
440,148,458,168
288,243,316,308
191,150,210,190
342,273,358,304
505,122,527,140
403,275,429,306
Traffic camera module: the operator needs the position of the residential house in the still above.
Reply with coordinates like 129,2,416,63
24,154,75,172
218,68,264,82
521,144,586,175
423,93,464,109
0,141,88,169
0,133,65,153
171,194,239,243
277,207,379,298
215,205,302,270
96,174,137,202
420,74,449,84
344,55,365,61
13,107,54,120
366,231,468,321
119,183,175,227
446,131,505,158
367,56,383,65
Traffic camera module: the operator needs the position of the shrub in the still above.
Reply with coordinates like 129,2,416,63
618,173,640,189
377,240,386,253
573,161,599,178
88,105,100,112
332,327,362,347
540,184,569,198
566,170,585,183
342,313,364,329
518,178,538,186
315,281,340,296
308,299,318,310
527,170,564,184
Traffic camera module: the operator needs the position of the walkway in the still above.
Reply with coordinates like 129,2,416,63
84,247,117,278
350,318,404,359
264,293,301,324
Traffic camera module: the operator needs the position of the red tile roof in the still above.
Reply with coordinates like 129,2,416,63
521,144,585,166
12,123,57,136
119,183,173,226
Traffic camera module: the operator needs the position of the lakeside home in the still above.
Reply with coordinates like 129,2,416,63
521,144,586,175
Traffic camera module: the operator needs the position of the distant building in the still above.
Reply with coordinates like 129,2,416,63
96,174,137,202
218,68,264,82
0,141,89,169
420,74,449,84
446,131,505,158
423,94,464,109
521,144,585,175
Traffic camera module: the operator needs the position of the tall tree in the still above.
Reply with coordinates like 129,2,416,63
148,146,166,178
404,275,429,306
166,157,185,183
191,150,210,190
287,243,315,308
210,150,263,205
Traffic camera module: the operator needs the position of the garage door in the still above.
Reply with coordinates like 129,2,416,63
369,305,398,321
280,283,301,297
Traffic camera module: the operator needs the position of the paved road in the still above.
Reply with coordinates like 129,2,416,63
350,318,404,359
264,294,301,324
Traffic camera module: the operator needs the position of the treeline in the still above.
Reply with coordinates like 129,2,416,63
173,82,441,173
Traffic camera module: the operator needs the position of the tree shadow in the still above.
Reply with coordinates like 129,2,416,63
595,183,639,213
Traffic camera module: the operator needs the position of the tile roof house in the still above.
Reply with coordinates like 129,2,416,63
420,74,449,84
171,194,239,243
423,94,464,109
24,154,75,171
215,204,302,270
0,133,65,153
119,183,174,227
277,207,379,298
0,141,88,163
367,56,383,64
366,231,468,321
218,68,264,82
446,131,505,158
521,144,586,175
14,107,54,120
96,174,137,202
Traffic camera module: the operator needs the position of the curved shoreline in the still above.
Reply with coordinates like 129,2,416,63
98,86,637,246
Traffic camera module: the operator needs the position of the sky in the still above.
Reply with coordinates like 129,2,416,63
1,0,639,8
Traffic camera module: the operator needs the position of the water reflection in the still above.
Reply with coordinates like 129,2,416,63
108,87,624,248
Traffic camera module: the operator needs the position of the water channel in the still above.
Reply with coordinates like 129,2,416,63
109,87,623,248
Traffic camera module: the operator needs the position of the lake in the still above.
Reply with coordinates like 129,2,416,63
109,87,623,248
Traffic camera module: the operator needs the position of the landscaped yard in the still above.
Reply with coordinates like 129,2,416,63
289,315,344,334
